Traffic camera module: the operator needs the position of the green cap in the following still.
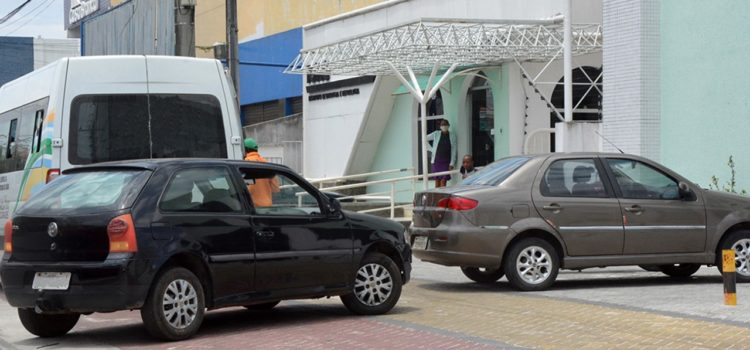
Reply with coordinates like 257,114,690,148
244,137,258,151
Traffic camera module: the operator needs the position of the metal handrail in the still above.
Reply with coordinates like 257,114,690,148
308,167,414,188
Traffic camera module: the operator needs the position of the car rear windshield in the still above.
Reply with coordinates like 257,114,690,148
461,156,530,186
18,169,151,215
68,94,227,165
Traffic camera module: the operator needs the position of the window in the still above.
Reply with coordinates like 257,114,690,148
0,97,49,174
160,167,242,213
606,159,679,200
241,168,322,216
461,156,529,186
19,170,150,215
69,94,227,165
541,159,607,198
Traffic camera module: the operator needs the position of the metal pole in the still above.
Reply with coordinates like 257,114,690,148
226,0,239,94
420,99,429,189
174,0,195,57
563,0,573,123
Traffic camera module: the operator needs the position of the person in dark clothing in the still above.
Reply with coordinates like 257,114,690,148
426,119,457,188
460,154,477,179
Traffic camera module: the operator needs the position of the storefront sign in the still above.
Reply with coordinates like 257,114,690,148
68,0,100,26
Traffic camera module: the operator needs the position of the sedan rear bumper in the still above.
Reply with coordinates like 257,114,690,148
409,225,510,268
0,256,152,314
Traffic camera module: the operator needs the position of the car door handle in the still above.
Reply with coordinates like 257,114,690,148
542,204,562,211
255,230,275,238
624,205,643,213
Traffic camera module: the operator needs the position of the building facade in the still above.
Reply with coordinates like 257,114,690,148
0,37,79,86
297,0,602,200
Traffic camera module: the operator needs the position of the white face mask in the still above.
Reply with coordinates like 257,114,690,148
440,125,449,132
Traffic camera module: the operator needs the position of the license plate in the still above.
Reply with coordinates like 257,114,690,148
412,236,428,250
32,272,71,291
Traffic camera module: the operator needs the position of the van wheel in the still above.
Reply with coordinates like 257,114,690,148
17,308,79,338
639,264,661,272
504,238,559,291
141,267,205,341
341,253,402,315
659,264,701,278
244,301,280,310
718,230,750,282
461,267,504,284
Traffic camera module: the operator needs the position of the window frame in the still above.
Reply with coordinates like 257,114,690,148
539,157,615,199
602,157,682,201
158,165,248,215
237,166,327,218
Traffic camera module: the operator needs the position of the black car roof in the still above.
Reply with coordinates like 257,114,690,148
63,158,293,174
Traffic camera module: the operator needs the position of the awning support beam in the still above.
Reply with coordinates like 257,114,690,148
387,61,459,189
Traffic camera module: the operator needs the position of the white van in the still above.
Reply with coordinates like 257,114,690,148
0,56,245,236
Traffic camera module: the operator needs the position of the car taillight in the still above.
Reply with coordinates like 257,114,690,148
46,168,61,183
4,219,12,253
437,196,478,211
107,214,137,253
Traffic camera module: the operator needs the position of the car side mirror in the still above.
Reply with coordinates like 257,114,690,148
327,196,342,216
678,181,695,200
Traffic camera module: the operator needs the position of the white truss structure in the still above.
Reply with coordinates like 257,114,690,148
286,17,603,187
285,18,602,76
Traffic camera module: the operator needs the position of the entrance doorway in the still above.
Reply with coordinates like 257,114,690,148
468,74,495,166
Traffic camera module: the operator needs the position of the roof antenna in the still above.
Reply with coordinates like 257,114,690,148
593,129,624,154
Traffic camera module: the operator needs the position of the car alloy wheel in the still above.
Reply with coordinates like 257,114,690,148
732,238,750,277
516,245,552,284
354,263,393,306
162,279,199,329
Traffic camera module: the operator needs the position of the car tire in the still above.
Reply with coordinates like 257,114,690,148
460,267,504,284
504,238,559,291
658,263,701,278
717,230,750,283
243,301,280,311
141,267,205,341
17,308,79,338
341,253,402,315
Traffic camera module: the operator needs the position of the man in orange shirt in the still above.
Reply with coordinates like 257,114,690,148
244,138,279,207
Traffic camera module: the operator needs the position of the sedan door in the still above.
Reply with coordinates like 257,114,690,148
603,158,706,254
531,157,624,256
238,166,353,297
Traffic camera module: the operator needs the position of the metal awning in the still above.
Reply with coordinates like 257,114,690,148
287,15,603,188
285,17,602,76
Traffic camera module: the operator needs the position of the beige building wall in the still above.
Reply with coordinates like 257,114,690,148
195,0,384,58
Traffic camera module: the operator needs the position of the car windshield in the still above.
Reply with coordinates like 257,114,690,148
18,169,151,215
461,156,530,186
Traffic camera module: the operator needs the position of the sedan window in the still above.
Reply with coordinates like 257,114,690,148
461,156,529,186
541,159,607,198
160,167,243,213
606,159,679,200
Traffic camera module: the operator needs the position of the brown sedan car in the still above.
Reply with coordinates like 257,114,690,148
410,153,750,291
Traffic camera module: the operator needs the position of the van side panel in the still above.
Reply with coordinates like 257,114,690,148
0,60,66,236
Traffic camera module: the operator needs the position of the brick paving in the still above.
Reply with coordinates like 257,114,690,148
2,278,750,349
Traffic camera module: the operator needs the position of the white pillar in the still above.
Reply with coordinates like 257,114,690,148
420,99,430,189
563,0,573,123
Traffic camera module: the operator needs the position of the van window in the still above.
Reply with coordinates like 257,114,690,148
0,97,48,174
69,94,227,165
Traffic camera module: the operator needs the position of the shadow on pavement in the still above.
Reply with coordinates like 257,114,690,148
12,303,419,349
416,274,725,294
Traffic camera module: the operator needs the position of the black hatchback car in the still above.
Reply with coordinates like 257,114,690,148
1,159,411,340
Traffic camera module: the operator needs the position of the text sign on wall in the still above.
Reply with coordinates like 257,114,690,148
69,0,100,26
